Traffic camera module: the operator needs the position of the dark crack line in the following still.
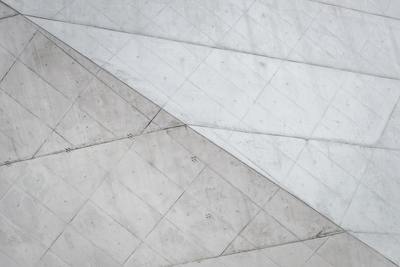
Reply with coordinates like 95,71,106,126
141,108,163,133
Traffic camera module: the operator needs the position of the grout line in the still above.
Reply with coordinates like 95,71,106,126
219,188,280,256
306,0,400,21
143,124,186,135
168,230,345,267
94,178,168,262
302,233,331,265
188,123,400,152
280,85,343,185
35,227,65,265
0,53,17,85
141,108,162,133
133,166,211,265
51,0,76,18
0,124,185,167
14,21,38,58
0,86,57,131
0,184,76,266
0,13,18,21
23,15,400,82
42,138,138,266
337,154,374,226
30,94,82,158
0,86,65,158
348,230,400,236
375,94,400,144
6,0,400,24
0,211,57,265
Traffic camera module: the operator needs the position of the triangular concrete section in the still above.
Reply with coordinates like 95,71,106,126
193,126,400,263
0,10,398,267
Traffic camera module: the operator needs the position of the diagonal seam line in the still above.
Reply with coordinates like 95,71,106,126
188,123,400,151
168,231,345,267
306,0,400,21
22,14,400,82
0,13,18,21
0,124,186,167
218,188,281,256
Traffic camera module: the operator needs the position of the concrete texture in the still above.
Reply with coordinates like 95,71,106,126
0,1,399,266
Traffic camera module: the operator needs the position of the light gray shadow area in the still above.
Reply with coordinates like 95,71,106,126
0,3,399,267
